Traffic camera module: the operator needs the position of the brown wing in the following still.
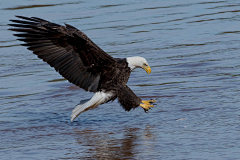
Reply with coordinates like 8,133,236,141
8,16,116,92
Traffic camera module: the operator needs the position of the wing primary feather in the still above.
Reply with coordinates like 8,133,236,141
34,47,63,56
25,43,53,48
31,17,50,22
28,45,58,52
17,37,48,42
19,39,53,44
15,15,44,22
9,20,38,25
8,23,38,28
13,33,43,38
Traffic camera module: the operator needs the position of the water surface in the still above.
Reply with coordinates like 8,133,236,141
1,0,240,159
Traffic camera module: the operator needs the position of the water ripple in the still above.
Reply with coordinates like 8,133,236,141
1,0,240,159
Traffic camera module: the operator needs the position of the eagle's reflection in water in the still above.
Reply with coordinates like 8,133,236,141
73,126,155,159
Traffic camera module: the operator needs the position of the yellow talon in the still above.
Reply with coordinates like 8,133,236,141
142,99,156,104
140,103,154,110
140,99,156,112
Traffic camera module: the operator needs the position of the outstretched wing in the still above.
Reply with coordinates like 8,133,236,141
8,16,116,92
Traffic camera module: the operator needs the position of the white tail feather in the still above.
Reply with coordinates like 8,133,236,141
70,92,113,122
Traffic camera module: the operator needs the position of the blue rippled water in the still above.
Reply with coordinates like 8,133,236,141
1,0,240,159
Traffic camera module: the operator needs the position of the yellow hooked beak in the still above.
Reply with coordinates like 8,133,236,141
142,65,151,74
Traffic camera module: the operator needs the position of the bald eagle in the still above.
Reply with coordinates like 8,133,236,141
9,16,156,121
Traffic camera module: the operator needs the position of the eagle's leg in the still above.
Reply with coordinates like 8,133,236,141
140,99,156,112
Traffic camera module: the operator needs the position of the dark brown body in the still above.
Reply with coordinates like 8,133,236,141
100,58,141,111
100,58,131,91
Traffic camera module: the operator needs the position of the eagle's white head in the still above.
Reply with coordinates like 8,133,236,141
126,56,151,74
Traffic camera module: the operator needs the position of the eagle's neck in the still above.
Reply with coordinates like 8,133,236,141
126,58,136,70
126,56,142,70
